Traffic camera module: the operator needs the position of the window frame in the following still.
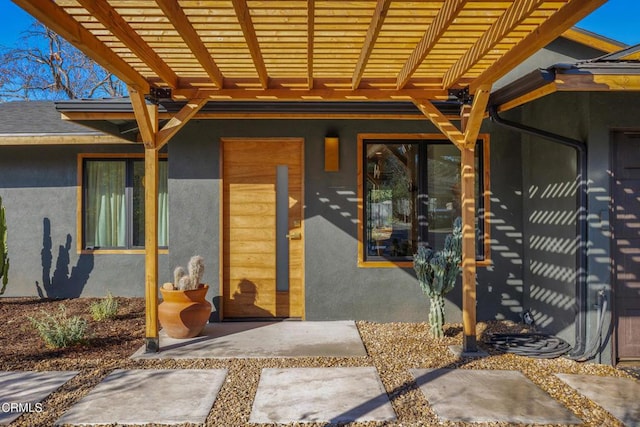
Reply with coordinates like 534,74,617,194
77,153,169,254
357,133,491,268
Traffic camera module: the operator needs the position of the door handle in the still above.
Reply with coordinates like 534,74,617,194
286,231,302,240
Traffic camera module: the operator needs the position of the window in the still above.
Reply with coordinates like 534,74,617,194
80,155,168,251
358,134,490,267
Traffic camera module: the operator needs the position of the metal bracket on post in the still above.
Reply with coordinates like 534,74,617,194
145,337,159,354
147,87,172,104
448,87,472,105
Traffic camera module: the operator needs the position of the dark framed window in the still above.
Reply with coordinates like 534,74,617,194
358,134,490,267
81,155,168,251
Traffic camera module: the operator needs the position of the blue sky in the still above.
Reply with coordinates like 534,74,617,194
1,0,639,47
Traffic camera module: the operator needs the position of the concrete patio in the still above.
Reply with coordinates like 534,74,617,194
132,320,368,359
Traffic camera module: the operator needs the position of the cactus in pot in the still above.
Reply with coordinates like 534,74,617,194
159,255,211,339
413,217,462,338
164,255,204,290
0,196,9,295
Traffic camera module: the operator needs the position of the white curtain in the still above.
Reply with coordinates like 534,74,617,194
86,161,126,248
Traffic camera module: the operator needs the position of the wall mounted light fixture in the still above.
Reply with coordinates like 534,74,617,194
324,136,339,171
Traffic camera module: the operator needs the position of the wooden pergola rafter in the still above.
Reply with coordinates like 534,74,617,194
12,0,607,353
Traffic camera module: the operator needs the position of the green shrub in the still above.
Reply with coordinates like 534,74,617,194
90,292,119,321
29,305,88,348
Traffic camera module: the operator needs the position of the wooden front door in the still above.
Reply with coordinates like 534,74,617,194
222,138,304,319
613,131,640,361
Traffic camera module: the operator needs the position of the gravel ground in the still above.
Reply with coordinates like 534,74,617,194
1,297,637,427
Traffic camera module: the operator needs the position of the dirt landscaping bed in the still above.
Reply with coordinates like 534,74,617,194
0,297,636,426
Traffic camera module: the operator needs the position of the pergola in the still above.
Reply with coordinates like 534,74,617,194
14,0,607,353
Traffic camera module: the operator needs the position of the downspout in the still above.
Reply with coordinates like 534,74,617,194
488,106,589,360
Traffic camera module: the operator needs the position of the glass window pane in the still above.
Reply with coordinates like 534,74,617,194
132,161,145,247
365,143,419,259
426,144,460,250
426,144,483,256
85,161,126,248
132,160,168,247
362,139,486,263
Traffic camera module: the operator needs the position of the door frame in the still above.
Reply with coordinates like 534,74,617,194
218,137,305,321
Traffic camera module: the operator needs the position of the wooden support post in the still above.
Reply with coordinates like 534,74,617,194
461,147,477,352
144,146,160,353
131,92,160,354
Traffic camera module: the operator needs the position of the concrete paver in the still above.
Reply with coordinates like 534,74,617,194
133,320,367,359
4,323,634,426
55,369,227,426
0,371,78,425
250,367,396,423
410,368,581,424
556,373,640,426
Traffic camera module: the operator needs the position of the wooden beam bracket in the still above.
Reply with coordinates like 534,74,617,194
156,97,209,149
412,98,465,150
129,87,158,149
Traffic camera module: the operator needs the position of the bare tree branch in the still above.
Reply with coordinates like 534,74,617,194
0,21,126,101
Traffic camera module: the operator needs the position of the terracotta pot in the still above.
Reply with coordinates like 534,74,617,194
158,284,212,339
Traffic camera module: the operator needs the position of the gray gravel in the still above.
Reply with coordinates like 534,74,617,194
8,320,636,427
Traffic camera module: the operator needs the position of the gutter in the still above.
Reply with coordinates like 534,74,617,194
488,106,590,360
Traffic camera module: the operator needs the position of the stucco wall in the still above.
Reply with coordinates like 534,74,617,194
518,95,584,347
514,91,640,364
166,118,526,324
0,117,528,325
0,144,169,298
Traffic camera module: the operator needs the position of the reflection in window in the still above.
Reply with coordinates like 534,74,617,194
364,140,483,262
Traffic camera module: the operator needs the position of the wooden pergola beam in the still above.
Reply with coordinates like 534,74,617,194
442,0,543,89
76,0,178,89
155,0,225,88
13,0,149,93
555,74,640,91
231,0,269,89
351,0,392,90
470,0,608,92
307,0,315,90
157,97,209,149
172,87,448,101
562,28,624,54
396,0,467,90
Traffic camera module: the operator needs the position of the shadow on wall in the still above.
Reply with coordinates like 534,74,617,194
36,218,94,299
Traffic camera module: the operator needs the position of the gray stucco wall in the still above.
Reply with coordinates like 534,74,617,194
0,117,526,327
511,91,640,364
0,144,169,298
518,96,584,347
165,118,526,324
